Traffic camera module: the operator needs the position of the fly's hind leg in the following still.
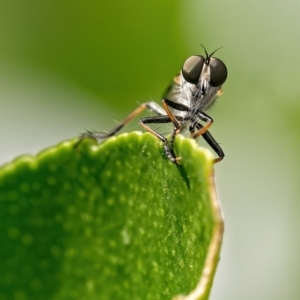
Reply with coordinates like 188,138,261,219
80,101,167,141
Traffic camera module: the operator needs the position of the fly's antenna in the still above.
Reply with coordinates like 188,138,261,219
200,43,223,62
209,46,222,58
200,43,209,58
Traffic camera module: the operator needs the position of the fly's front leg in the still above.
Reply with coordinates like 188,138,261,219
162,99,183,130
161,99,190,156
195,123,224,163
191,111,213,139
80,101,166,141
140,115,180,164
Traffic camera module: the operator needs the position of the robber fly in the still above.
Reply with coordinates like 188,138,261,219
81,45,228,164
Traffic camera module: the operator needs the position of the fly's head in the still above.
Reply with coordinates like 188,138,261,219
181,45,228,99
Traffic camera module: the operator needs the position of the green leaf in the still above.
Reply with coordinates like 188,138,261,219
0,132,223,300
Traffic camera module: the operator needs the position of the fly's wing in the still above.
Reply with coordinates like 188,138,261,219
162,73,182,102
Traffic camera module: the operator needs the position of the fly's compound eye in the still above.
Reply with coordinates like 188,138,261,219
209,58,228,87
182,55,204,84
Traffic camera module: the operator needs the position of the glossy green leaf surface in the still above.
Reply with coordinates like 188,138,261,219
0,133,221,300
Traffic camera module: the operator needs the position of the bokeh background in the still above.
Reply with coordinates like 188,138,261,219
1,0,300,299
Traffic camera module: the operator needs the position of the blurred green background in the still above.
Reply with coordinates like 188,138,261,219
1,0,300,299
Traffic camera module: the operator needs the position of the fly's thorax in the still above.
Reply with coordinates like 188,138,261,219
179,72,193,107
163,72,192,118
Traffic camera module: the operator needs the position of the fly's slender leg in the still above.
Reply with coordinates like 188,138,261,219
141,116,175,161
202,131,224,163
140,98,190,163
162,99,189,128
161,99,191,154
140,115,180,163
81,101,167,140
195,123,224,163
163,99,190,111
191,111,213,139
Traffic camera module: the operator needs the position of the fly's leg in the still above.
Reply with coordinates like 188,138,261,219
161,99,190,157
162,99,190,112
194,123,225,163
141,97,193,163
140,115,180,163
161,99,186,129
80,101,167,141
191,111,213,139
